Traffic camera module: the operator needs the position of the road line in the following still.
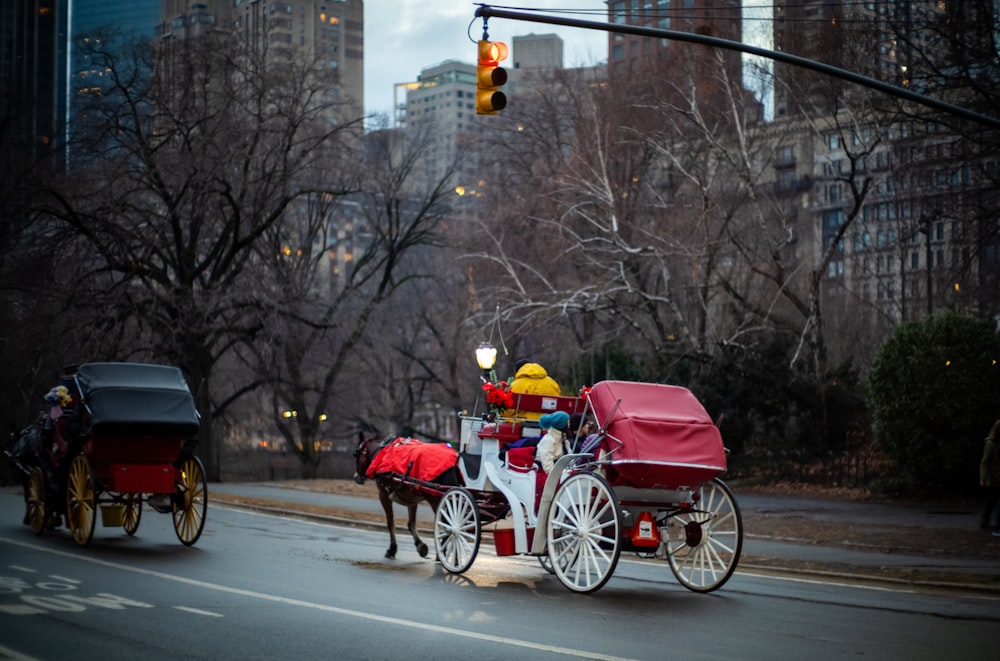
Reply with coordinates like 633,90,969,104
0,536,637,661
0,643,43,661
173,606,224,617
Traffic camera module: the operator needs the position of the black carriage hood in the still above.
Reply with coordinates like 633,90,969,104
75,362,201,436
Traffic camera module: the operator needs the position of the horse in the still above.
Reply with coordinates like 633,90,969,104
353,433,461,560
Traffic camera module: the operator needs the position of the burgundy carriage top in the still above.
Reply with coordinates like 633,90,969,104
75,362,201,437
587,380,727,489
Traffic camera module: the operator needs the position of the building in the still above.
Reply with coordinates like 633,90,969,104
606,0,744,112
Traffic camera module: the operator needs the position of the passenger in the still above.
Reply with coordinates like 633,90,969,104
567,413,591,452
536,411,569,474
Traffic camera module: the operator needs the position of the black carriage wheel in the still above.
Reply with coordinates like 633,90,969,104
547,472,622,594
65,454,97,547
122,493,142,536
434,488,481,574
27,467,47,536
665,478,743,593
173,456,207,546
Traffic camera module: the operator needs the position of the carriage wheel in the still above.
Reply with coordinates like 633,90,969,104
172,457,207,546
547,472,622,594
27,467,47,535
434,488,480,574
665,478,743,593
122,493,142,536
65,455,96,547
537,555,555,574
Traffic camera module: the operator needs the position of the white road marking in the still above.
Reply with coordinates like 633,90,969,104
0,643,43,661
0,536,636,661
173,606,224,617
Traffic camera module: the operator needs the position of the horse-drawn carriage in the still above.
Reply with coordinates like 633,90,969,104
357,379,742,594
5,362,207,547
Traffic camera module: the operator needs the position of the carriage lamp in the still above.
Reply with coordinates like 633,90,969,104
475,342,497,381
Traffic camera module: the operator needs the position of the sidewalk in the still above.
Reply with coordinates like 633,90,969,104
209,480,1000,594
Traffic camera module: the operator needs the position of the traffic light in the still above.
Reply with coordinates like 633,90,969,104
477,39,508,115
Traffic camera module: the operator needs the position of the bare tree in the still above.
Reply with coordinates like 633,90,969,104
246,119,459,476
33,30,362,479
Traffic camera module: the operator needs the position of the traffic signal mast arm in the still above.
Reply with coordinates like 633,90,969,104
473,4,1000,130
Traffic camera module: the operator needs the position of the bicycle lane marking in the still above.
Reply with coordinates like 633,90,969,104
0,536,636,661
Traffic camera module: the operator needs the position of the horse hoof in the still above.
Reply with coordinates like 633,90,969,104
417,543,428,558
385,547,397,559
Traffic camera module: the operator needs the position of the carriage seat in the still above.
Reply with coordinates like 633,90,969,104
504,446,538,473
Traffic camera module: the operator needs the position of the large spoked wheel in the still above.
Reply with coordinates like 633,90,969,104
122,493,142,536
27,467,47,535
66,454,97,547
434,488,481,574
547,472,622,594
173,457,207,546
665,478,743,593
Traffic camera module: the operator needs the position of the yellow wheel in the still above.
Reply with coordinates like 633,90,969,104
65,455,96,546
173,456,207,546
27,467,46,535
122,493,142,536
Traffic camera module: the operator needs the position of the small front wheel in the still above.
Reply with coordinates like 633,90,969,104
665,478,742,593
434,488,480,574
122,493,142,536
173,457,207,546
547,472,621,594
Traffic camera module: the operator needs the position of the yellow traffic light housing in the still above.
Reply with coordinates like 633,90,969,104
477,39,508,115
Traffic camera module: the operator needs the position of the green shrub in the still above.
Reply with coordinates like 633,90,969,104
868,312,1000,494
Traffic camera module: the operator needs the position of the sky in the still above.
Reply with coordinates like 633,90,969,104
362,2,610,118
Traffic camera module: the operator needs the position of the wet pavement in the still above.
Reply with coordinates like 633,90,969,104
209,481,1000,591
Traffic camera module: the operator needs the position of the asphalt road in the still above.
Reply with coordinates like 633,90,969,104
2,488,999,661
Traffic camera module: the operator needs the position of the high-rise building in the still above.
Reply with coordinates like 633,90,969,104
606,0,744,110
1,0,68,169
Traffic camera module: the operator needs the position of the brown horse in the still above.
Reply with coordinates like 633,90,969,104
353,434,460,559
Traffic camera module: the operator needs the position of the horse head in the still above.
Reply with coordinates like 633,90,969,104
353,433,382,485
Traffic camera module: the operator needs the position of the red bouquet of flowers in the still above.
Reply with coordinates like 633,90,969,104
482,380,514,414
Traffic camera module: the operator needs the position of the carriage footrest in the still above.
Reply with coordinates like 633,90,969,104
107,463,175,493
101,504,125,527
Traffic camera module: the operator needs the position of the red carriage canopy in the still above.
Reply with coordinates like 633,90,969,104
586,381,727,489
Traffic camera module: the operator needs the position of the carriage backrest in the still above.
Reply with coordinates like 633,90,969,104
508,393,585,418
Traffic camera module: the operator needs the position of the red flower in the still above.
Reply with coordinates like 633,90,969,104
482,381,514,411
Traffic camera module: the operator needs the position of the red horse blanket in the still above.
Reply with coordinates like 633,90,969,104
365,437,459,482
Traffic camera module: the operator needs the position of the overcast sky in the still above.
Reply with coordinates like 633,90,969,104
361,2,610,118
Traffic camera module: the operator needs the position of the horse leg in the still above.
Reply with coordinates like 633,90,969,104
407,504,428,558
378,486,399,559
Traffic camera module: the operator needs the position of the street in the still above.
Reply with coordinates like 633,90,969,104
1,489,997,660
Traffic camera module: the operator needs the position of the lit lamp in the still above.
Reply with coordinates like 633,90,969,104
475,342,497,382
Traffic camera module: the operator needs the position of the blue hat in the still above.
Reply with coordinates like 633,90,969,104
541,410,569,431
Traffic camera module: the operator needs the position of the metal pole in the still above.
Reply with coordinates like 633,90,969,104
473,5,1000,130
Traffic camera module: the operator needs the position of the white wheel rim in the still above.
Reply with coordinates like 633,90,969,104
666,479,742,592
434,489,479,573
547,473,621,593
